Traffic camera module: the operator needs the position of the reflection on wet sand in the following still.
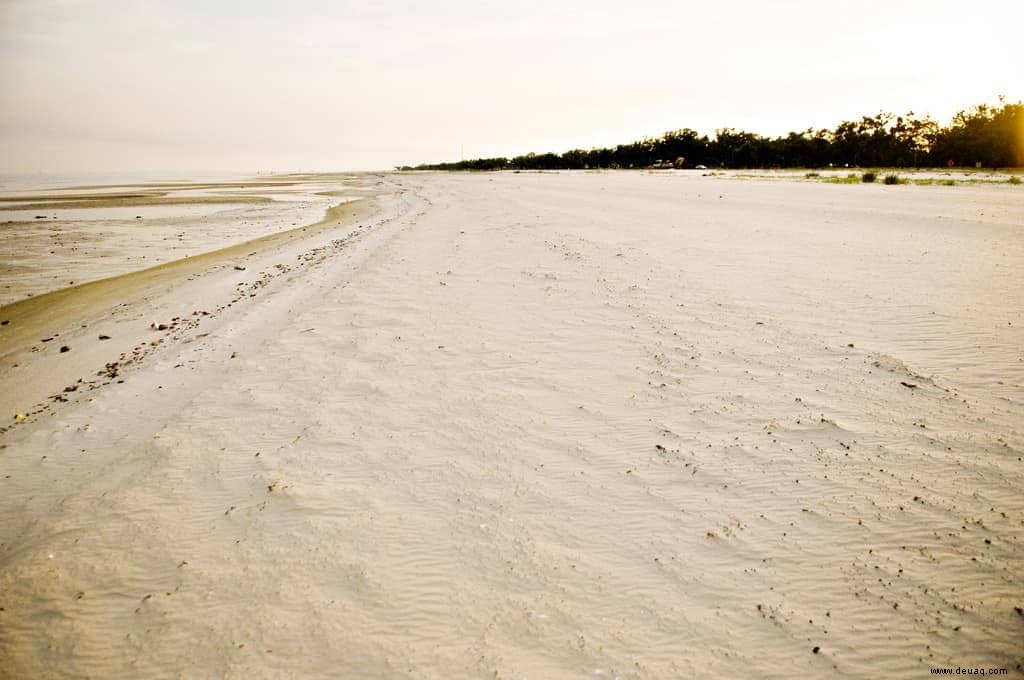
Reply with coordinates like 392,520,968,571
0,174,370,306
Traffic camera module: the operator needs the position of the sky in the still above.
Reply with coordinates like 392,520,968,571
0,0,1020,174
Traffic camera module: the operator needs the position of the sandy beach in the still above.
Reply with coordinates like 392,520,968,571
1,171,1022,678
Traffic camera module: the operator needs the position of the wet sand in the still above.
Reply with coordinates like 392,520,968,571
0,171,1022,678
0,174,373,307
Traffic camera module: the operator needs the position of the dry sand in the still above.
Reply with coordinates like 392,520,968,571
0,171,1022,678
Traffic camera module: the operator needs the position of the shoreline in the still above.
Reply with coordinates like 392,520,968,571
0,173,374,308
0,194,380,423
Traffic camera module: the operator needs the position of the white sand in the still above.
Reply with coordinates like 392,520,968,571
1,171,1022,678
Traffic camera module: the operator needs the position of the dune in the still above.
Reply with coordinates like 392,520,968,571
0,171,1021,678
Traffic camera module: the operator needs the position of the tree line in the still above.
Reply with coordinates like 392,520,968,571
400,98,1023,171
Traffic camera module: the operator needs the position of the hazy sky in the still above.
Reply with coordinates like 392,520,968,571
0,0,1020,174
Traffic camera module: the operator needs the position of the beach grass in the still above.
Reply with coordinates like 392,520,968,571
824,173,861,184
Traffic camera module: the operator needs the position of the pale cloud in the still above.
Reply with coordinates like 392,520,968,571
0,0,1020,173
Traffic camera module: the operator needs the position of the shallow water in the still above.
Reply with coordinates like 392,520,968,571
0,175,364,307
0,202,252,222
